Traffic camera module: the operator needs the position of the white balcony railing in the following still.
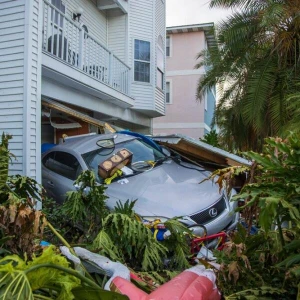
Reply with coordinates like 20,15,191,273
42,0,130,96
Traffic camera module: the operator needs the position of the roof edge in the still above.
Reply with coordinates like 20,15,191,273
166,22,214,33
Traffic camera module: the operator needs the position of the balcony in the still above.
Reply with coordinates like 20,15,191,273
97,0,128,14
42,0,131,97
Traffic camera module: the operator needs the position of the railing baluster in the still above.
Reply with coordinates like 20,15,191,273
78,28,84,70
43,0,130,95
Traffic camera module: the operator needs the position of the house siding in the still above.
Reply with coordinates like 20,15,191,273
0,0,25,175
204,87,216,129
129,0,154,110
107,10,126,62
65,0,107,46
0,0,42,181
154,0,166,115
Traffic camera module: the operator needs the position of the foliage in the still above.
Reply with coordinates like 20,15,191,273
197,0,300,151
0,133,128,299
205,133,300,298
61,170,108,242
0,204,46,259
215,225,297,299
0,134,46,259
163,219,191,270
93,212,168,271
200,129,220,148
0,246,126,300
92,200,191,272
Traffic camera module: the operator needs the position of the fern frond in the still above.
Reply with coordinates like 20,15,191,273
92,230,122,262
114,199,137,219
141,243,167,271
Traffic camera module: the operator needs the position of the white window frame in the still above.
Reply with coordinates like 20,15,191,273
204,90,208,111
156,36,164,90
166,35,172,57
165,80,172,104
133,39,151,83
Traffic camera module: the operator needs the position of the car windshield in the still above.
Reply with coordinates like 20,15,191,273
82,138,165,183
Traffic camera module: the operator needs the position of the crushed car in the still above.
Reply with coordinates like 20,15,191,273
42,132,240,236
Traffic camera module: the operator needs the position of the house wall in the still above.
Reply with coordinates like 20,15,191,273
107,9,127,62
128,0,155,113
154,0,166,117
153,30,210,139
0,0,42,180
167,31,206,72
154,75,206,138
64,0,107,46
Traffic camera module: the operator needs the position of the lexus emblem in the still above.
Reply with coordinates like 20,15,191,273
209,208,218,218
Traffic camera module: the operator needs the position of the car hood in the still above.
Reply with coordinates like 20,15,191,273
105,160,222,218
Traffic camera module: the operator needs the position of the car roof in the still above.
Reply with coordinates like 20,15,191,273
47,133,135,155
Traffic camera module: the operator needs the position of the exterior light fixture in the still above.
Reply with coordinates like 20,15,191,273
73,7,83,22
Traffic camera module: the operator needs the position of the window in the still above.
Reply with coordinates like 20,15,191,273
43,151,82,180
156,47,164,89
166,81,171,104
156,35,164,90
83,139,165,183
134,40,150,83
166,36,170,57
51,0,65,27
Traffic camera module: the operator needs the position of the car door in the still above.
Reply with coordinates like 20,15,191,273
42,151,83,204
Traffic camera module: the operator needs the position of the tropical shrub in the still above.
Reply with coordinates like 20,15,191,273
197,0,300,151
200,129,220,148
91,200,191,272
0,133,127,299
206,133,300,299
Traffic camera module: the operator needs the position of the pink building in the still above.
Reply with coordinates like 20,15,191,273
153,23,216,139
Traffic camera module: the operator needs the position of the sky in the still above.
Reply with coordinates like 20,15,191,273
166,0,233,27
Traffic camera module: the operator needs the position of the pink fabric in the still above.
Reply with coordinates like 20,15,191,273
111,271,220,300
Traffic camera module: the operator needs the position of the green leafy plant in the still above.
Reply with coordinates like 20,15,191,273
61,170,108,242
204,133,300,298
0,133,128,299
0,245,127,299
93,211,168,271
93,200,191,272
200,129,220,148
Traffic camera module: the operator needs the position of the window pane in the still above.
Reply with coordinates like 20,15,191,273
166,46,170,57
134,40,150,61
166,92,170,103
166,36,170,56
43,151,82,180
166,82,170,103
157,48,164,71
134,61,150,83
157,69,163,89
51,0,65,27
166,82,170,93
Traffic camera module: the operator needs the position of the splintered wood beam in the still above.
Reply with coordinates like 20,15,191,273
160,141,226,165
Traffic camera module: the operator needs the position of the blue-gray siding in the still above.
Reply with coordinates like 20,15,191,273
204,87,216,129
0,0,41,181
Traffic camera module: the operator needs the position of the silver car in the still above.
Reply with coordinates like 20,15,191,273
42,133,239,235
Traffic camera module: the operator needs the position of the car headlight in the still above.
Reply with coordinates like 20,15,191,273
187,225,207,237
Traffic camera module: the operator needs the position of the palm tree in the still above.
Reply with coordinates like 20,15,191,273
196,0,300,151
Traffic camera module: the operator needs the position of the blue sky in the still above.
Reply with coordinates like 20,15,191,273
166,0,233,27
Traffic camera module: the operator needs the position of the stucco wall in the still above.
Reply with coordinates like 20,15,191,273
153,30,208,139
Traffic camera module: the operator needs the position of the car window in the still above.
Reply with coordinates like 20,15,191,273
43,151,82,180
82,138,165,182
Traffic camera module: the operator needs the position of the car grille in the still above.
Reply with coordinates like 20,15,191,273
189,196,227,225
